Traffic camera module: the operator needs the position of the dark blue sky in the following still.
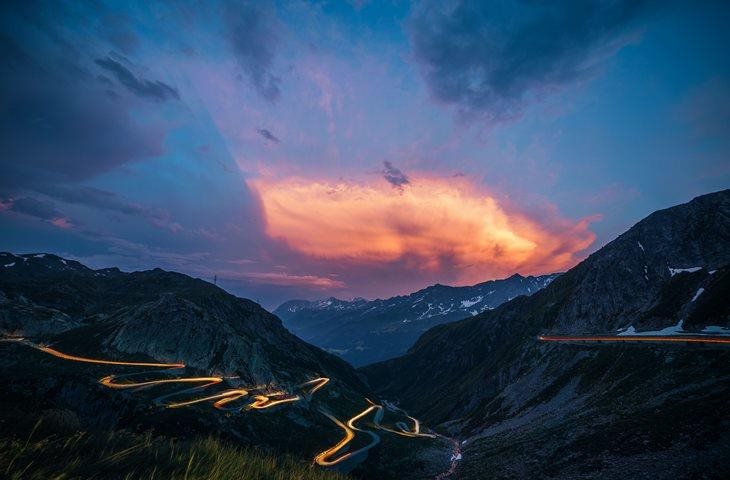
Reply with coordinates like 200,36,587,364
1,1,728,308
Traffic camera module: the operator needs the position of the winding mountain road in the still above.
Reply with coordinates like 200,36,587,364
1,337,454,477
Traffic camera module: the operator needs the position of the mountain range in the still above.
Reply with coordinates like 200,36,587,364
361,189,730,479
0,251,464,479
275,273,559,366
0,252,364,389
1,189,729,479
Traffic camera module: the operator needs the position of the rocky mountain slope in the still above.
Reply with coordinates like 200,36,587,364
362,189,730,479
0,254,382,469
0,252,364,389
275,273,558,366
0,254,459,479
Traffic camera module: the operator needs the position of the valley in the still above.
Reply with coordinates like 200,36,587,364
0,336,453,477
276,273,559,366
2,190,729,480
361,190,730,479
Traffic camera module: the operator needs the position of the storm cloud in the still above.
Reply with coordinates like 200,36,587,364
0,36,165,186
5,197,64,221
382,161,410,188
39,185,165,219
226,2,281,102
257,128,281,143
409,0,657,121
95,56,180,101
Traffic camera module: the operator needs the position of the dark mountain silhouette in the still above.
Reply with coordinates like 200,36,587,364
361,189,730,479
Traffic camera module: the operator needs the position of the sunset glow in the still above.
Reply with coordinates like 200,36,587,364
252,176,597,284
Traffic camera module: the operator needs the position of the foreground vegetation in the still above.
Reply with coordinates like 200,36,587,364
1,419,348,480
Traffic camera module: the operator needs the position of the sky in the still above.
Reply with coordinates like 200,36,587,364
1,0,728,309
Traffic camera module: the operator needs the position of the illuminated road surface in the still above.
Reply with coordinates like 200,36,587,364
6,339,324,410
247,393,301,409
538,335,730,344
100,375,222,389
302,376,330,395
314,404,381,466
37,344,185,367
314,399,437,467
2,338,450,476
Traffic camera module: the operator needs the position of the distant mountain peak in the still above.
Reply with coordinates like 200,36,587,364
274,272,560,366
361,189,730,446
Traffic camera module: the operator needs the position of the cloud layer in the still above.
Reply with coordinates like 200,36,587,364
382,161,410,189
1,1,726,308
226,1,282,102
96,56,180,101
251,175,596,285
0,34,165,187
409,0,655,121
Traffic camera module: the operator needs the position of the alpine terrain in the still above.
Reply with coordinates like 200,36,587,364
275,273,559,366
362,189,730,479
0,254,459,479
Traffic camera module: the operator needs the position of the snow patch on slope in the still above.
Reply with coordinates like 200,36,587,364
702,325,730,334
460,296,483,309
618,320,685,336
691,288,704,302
668,266,702,276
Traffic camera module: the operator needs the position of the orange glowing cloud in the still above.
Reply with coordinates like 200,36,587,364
250,176,596,284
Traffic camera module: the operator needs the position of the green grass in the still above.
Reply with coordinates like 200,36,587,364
0,420,348,480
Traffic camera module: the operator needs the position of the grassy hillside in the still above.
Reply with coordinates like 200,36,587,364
1,418,348,480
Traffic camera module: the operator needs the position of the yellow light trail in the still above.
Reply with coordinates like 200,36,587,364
367,400,436,439
247,394,301,409
538,335,730,344
37,345,185,368
14,340,257,410
377,419,436,438
100,375,223,389
314,404,379,466
167,388,249,409
3,338,443,472
213,390,250,409
302,377,330,395
313,399,435,466
314,414,355,467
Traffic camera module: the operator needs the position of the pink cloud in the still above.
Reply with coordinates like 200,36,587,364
50,217,73,229
249,173,597,286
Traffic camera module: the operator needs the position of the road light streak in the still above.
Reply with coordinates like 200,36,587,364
314,414,356,466
367,398,436,438
4,338,441,472
213,390,250,409
247,394,301,409
314,405,379,466
167,388,250,409
37,345,185,367
302,377,330,395
100,375,223,389
538,335,730,344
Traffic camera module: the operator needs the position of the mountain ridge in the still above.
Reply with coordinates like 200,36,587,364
275,272,560,366
0,251,367,390
360,189,730,479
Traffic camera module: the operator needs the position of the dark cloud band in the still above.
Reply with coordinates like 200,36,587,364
409,0,657,121
257,128,281,143
382,161,409,188
95,56,180,101
226,2,281,102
